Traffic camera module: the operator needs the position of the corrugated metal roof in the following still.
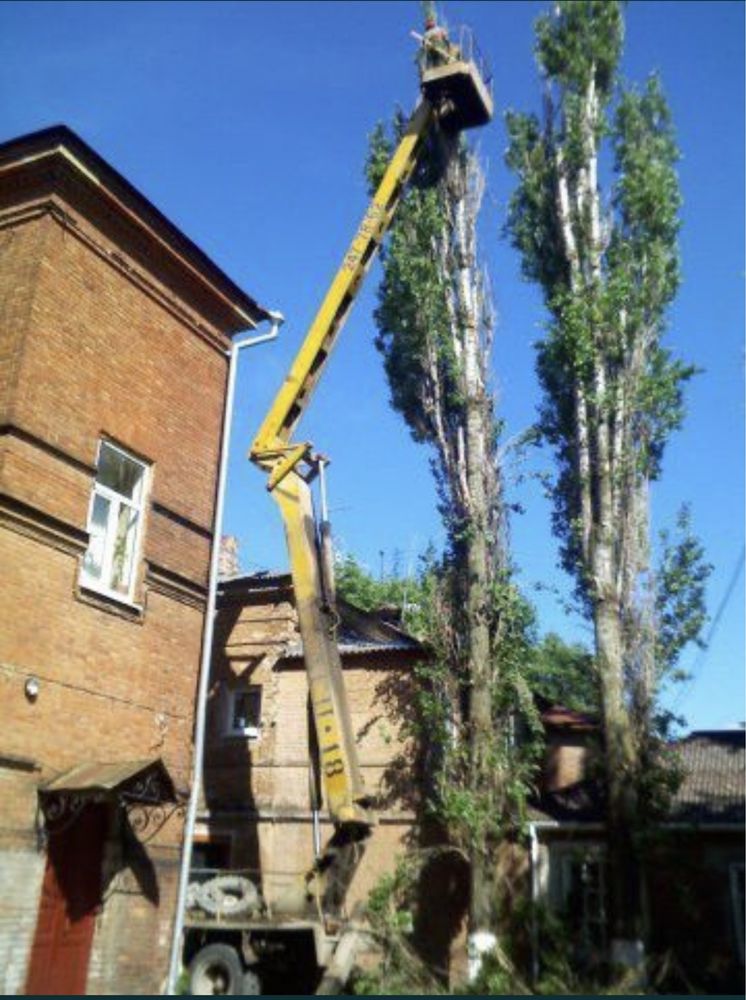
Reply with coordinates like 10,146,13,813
282,639,421,659
218,574,425,660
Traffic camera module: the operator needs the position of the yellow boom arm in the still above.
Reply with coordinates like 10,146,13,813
250,28,493,831
250,101,433,829
251,101,433,467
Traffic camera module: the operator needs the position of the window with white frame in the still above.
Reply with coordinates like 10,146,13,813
81,441,148,603
226,686,262,739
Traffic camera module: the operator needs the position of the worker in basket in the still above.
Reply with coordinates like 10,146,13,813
418,1,460,71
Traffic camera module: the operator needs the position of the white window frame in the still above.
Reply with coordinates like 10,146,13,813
80,440,148,606
225,686,262,740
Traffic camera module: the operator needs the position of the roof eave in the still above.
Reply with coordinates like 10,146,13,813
0,125,271,331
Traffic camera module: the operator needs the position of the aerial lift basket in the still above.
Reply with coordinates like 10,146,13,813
419,24,493,130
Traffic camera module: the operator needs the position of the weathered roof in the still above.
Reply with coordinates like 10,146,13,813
540,703,598,731
283,638,419,657
219,571,293,593
283,599,423,659
668,729,745,824
532,729,745,827
218,572,424,660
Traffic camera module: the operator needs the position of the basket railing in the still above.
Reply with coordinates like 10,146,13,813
454,23,493,94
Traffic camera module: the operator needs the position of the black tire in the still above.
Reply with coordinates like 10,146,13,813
189,943,244,996
241,969,262,995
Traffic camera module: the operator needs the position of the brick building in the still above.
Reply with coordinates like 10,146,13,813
186,565,745,993
529,713,745,993
186,572,429,991
0,125,269,994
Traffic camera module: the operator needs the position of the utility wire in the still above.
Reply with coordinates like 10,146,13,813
672,544,745,711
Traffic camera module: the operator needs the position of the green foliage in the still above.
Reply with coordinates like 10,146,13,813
334,551,421,619
504,109,565,291
366,120,464,451
350,851,449,996
367,111,544,855
505,0,710,955
336,547,544,844
505,0,708,674
406,556,544,850
535,1,624,102
655,505,712,674
527,632,598,712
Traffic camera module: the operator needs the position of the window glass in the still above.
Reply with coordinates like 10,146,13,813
111,506,138,595
82,493,110,581
231,688,261,735
81,441,147,602
98,442,143,500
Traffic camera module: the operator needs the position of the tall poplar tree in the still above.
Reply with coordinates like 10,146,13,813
505,0,709,968
367,126,536,977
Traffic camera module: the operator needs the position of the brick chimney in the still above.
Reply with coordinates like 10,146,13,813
218,535,240,579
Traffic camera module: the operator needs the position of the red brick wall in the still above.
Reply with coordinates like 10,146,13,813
198,587,422,928
0,154,250,993
4,212,228,545
543,732,592,792
0,218,46,425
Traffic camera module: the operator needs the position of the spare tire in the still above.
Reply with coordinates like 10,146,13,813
198,875,260,918
189,942,243,995
185,881,203,911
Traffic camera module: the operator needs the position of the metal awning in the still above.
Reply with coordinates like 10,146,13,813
41,758,178,804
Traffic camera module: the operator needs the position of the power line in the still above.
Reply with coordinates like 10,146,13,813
672,544,745,711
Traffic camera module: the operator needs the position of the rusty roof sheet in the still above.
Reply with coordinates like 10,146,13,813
540,705,598,730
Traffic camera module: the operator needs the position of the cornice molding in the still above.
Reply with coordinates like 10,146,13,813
146,562,207,610
0,494,88,556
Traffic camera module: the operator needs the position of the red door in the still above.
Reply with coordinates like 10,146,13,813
26,803,108,996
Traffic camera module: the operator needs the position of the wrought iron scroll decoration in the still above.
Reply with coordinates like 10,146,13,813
122,799,183,843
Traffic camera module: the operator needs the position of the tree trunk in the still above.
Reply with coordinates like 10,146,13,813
593,539,643,972
465,374,493,941
450,157,498,977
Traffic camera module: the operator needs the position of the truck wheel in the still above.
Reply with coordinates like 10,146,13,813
242,969,262,995
189,943,243,995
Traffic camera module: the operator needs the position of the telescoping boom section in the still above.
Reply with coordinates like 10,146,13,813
250,23,493,833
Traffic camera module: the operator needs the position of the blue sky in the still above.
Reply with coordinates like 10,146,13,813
1,1,742,731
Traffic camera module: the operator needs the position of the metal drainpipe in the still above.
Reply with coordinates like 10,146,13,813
311,457,332,861
165,310,284,995
527,819,561,988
